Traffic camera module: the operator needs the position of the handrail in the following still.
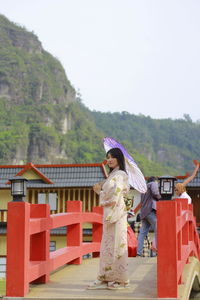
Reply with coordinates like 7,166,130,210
157,198,200,298
6,201,103,297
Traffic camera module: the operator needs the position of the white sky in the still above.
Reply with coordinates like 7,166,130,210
1,0,200,121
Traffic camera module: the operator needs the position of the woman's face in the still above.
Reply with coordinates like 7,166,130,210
174,187,180,196
107,153,119,169
174,185,182,196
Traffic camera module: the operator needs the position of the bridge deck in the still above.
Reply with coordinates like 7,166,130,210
4,257,175,300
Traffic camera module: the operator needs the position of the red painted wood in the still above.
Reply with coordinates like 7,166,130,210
30,204,50,284
6,200,103,297
157,200,178,298
92,206,103,257
15,163,53,184
66,201,82,264
157,198,200,298
6,202,30,297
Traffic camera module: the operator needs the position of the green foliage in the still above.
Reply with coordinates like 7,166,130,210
65,102,105,163
0,14,76,164
0,13,200,178
91,111,200,175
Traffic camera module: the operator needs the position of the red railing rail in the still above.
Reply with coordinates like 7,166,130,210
157,198,200,298
6,200,103,297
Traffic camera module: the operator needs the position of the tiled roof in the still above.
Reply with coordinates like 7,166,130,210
50,226,67,235
16,163,53,184
0,163,107,188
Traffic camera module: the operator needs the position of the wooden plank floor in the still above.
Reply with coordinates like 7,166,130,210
3,257,176,300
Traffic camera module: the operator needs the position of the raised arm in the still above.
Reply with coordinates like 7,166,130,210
182,161,200,186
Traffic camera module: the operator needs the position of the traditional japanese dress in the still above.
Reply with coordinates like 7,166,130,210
97,167,130,284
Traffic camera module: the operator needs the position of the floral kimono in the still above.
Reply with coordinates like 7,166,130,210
97,168,130,284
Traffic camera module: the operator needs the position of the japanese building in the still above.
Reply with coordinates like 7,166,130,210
0,161,108,277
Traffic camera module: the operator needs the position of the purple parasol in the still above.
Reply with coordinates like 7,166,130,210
103,137,147,193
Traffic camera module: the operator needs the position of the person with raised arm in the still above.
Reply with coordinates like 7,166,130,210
174,161,200,204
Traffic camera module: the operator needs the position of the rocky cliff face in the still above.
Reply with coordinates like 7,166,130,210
0,14,76,164
0,14,75,105
1,15,198,175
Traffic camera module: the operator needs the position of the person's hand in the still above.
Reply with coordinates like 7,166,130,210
193,160,200,166
93,183,102,195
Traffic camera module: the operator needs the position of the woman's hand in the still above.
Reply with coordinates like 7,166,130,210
93,183,102,195
103,201,115,207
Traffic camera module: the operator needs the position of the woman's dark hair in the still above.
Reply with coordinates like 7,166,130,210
106,147,126,172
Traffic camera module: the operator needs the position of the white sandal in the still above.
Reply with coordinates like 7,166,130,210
107,281,130,290
87,280,108,290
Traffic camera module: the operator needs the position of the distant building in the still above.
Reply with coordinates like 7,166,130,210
0,161,108,278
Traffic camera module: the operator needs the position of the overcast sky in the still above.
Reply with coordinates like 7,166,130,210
1,0,200,121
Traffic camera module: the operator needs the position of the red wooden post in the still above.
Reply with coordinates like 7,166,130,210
188,203,195,250
6,202,30,297
67,201,82,264
177,199,189,250
176,202,182,262
157,200,178,298
92,206,103,258
30,204,50,283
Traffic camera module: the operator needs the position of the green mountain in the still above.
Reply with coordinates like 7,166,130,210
0,14,76,164
91,111,200,175
0,14,199,177
0,14,107,166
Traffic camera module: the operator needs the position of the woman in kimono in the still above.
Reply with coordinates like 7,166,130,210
88,147,130,290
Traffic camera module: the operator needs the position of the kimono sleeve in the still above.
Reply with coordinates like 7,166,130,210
100,172,129,223
99,173,126,206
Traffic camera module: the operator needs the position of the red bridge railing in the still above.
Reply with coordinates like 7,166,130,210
7,197,200,298
157,198,200,298
6,200,103,297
